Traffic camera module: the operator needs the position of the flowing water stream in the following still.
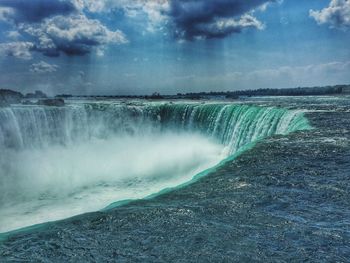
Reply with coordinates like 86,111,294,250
0,101,310,233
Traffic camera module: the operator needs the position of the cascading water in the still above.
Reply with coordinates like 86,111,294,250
0,101,311,233
155,103,309,153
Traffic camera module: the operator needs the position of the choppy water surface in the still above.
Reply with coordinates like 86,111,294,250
1,96,349,262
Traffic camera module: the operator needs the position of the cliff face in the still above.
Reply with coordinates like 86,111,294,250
0,89,23,106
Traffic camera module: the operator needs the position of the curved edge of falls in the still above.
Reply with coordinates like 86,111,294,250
104,103,312,208
0,102,312,238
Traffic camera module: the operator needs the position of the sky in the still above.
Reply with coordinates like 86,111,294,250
0,0,349,95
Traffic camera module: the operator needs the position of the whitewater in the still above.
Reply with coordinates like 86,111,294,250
0,101,310,233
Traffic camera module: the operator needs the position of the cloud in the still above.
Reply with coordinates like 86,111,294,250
0,0,76,23
0,41,34,59
6,30,21,40
175,14,264,40
310,0,350,30
0,0,276,59
75,0,273,40
0,7,14,22
74,0,170,32
0,0,127,58
20,14,127,57
30,61,59,73
167,0,273,40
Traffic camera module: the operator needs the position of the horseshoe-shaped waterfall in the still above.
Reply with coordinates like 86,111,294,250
0,102,311,233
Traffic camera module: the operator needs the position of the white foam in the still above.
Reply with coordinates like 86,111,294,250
0,132,225,233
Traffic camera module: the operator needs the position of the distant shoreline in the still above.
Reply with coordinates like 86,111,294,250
1,84,349,105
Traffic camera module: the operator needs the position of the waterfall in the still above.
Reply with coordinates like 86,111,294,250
0,101,311,233
156,103,309,153
0,102,310,153
0,104,156,149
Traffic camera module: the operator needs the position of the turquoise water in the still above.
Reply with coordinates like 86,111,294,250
0,102,311,234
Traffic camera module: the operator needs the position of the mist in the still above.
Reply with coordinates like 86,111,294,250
0,132,226,233
0,102,309,233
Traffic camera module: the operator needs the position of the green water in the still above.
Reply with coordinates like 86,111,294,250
0,102,311,237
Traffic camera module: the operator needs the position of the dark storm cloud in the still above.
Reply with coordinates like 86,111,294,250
0,1,127,58
0,0,76,23
167,0,274,39
0,0,273,58
20,14,127,57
